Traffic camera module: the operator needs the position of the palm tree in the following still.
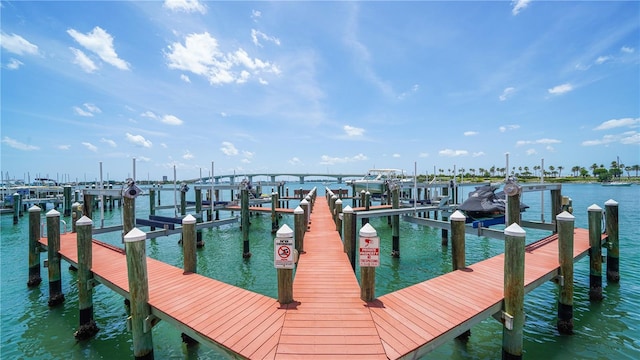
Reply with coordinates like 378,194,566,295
571,166,580,177
632,164,640,177
590,163,598,176
549,165,556,177
558,166,564,177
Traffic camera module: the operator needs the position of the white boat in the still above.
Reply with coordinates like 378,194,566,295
348,169,408,194
602,181,632,187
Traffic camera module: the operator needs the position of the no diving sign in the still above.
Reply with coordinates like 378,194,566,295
274,236,294,269
359,236,380,267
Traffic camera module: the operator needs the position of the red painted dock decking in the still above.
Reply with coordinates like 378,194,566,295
40,196,596,359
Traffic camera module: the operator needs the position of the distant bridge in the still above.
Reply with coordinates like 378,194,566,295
186,173,365,184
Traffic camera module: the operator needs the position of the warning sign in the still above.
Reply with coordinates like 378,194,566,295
274,236,294,269
359,236,380,267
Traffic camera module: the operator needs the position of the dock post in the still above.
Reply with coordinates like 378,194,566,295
505,180,522,226
359,190,365,208
75,215,99,340
551,189,562,233
450,210,466,271
329,194,337,224
359,223,379,302
28,205,42,287
241,188,251,258
556,211,575,335
342,206,356,271
71,202,80,233
300,198,309,230
502,223,525,360
271,192,279,234
362,191,370,227
180,183,187,217
605,199,619,283
195,188,203,247
275,225,294,304
13,192,20,224
391,185,400,257
148,188,156,231
63,185,72,216
335,199,343,235
182,214,197,274
46,209,65,307
124,228,154,360
83,193,94,222
588,204,603,301
294,206,305,254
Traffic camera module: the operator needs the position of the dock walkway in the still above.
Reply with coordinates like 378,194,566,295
40,196,595,359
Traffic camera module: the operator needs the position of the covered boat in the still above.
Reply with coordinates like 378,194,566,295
458,184,528,220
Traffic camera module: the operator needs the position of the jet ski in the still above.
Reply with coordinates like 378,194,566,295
458,184,528,220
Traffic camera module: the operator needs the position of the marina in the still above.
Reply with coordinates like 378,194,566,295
2,176,636,358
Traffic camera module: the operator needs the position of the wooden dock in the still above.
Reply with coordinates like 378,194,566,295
40,196,597,359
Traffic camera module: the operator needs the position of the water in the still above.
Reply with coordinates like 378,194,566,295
1,183,638,359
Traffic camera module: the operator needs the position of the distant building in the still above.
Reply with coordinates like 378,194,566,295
162,176,168,182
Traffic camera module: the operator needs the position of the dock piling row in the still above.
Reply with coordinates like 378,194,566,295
556,211,575,335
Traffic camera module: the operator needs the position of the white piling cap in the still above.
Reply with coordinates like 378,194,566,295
588,204,602,212
335,198,342,204
294,206,304,214
124,227,146,242
276,224,293,238
504,223,525,237
359,223,377,237
604,199,618,206
76,216,93,226
28,205,41,212
343,205,353,213
182,214,196,225
556,211,575,222
300,198,309,205
450,210,466,221
46,209,60,217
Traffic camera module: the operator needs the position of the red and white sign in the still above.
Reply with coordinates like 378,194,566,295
274,236,294,269
359,236,380,267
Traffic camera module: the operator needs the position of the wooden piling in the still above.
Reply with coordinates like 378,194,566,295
275,225,294,304
271,192,279,234
551,189,562,233
450,210,466,271
194,188,203,247
124,228,154,360
391,186,400,258
300,198,309,230
46,209,65,306
294,206,305,254
502,223,525,360
71,202,80,233
182,214,197,274
75,215,99,340
241,189,251,258
27,205,42,287
343,206,356,271
13,193,20,224
123,193,135,238
362,191,370,227
335,198,343,236
605,199,619,283
359,223,379,302
556,211,575,335
83,194,94,223
63,185,72,216
148,189,156,231
588,204,603,301
506,186,521,227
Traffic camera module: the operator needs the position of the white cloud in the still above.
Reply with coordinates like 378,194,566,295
621,46,634,54
67,26,130,70
141,111,158,119
58,145,71,150
499,124,520,132
73,103,101,117
69,47,98,73
163,0,206,14
126,133,152,148
73,106,94,117
162,114,184,125
464,131,478,136
251,9,261,22
499,87,515,101
593,117,639,130
439,149,468,157
100,138,117,147
392,153,401,158
516,138,561,146
242,150,254,159
582,131,639,146
548,83,573,95
319,153,368,165
511,0,532,16
6,58,24,70
343,125,365,137
472,152,485,157
183,150,194,160
180,74,191,83
220,141,238,156
595,56,612,64
397,84,420,100
289,157,301,165
81,142,98,152
0,32,39,55
165,32,278,85
2,136,39,150
526,148,537,155
251,29,281,47
419,152,429,158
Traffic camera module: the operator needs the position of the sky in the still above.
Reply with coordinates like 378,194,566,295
1,0,639,183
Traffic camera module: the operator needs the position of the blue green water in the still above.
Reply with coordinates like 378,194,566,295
1,183,638,359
